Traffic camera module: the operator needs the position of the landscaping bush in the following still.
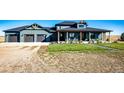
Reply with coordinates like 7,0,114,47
113,41,118,43
96,39,102,44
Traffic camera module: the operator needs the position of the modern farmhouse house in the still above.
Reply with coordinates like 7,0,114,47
3,21,112,43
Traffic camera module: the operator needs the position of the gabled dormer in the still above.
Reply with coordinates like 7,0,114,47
77,20,88,29
55,21,77,30
26,23,43,30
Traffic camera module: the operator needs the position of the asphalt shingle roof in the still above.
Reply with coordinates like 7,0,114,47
3,25,30,32
3,22,112,33
43,27,56,32
3,24,55,32
55,21,77,26
57,27,112,32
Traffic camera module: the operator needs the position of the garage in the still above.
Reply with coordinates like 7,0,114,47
24,34,34,42
8,34,18,42
37,34,46,42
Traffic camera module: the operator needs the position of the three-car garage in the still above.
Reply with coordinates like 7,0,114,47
6,34,47,42
4,23,55,42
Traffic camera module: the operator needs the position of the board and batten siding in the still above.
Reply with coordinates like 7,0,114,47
20,30,52,42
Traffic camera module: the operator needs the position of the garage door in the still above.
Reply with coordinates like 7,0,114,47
9,34,18,42
24,34,34,42
37,34,46,42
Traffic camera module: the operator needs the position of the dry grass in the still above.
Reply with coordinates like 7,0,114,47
106,35,120,41
0,36,4,43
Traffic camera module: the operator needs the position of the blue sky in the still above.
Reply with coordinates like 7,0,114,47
0,20,124,36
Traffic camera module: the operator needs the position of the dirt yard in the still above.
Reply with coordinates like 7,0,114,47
0,44,124,73
37,49,124,73
0,45,42,72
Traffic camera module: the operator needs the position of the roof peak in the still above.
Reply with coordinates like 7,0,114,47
61,21,76,22
55,21,77,26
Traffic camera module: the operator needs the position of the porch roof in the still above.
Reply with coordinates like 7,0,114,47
57,27,112,32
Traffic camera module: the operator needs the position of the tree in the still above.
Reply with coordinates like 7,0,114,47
121,32,124,41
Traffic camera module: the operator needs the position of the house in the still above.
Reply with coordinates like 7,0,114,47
3,21,112,43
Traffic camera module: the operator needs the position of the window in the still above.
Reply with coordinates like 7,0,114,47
57,26,70,30
78,24,85,28
91,33,96,39
79,25,84,28
57,26,60,30
69,33,75,37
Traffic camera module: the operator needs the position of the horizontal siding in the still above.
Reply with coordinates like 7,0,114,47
20,30,52,42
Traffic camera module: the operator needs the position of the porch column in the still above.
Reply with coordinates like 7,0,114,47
89,32,91,42
66,32,69,43
80,32,83,43
104,33,106,41
109,32,111,43
57,31,60,43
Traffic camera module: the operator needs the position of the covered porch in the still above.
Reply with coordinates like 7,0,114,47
57,31,111,43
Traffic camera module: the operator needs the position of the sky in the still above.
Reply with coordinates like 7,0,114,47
0,20,124,36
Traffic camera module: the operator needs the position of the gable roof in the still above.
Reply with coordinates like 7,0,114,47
43,27,56,32
3,22,112,33
3,25,30,32
57,27,112,32
55,21,77,26
3,24,53,32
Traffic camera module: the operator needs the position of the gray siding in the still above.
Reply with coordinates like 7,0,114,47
20,30,52,42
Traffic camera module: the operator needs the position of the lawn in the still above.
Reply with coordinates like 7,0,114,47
98,43,124,50
48,44,108,52
48,43,124,53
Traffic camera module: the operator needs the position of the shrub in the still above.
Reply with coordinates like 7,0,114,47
121,32,124,41
96,39,102,44
113,41,118,43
